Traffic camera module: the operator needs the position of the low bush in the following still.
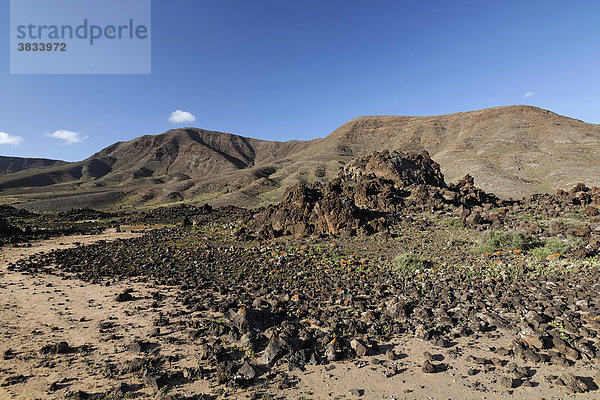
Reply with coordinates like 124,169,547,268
391,253,431,277
442,217,465,229
530,238,576,258
474,230,541,253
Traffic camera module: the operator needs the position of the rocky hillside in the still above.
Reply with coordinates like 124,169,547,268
0,129,310,189
2,105,600,210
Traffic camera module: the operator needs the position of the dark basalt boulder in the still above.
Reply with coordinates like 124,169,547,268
0,217,22,236
254,183,369,238
339,150,446,188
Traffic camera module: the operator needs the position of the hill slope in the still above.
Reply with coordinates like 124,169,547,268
0,156,66,176
2,105,600,210
315,105,600,198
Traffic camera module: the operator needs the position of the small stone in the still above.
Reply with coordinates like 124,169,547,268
560,373,589,393
183,367,201,380
523,349,541,363
55,341,69,354
423,351,434,362
261,337,287,366
40,341,70,355
552,336,579,360
128,340,145,353
386,349,396,360
143,373,168,390
127,357,145,373
115,291,134,302
154,316,170,326
496,347,511,357
237,360,256,380
422,359,435,373
433,337,448,348
383,366,398,378
149,328,160,337
107,383,130,398
350,339,369,357
325,343,339,362
65,390,89,399
498,375,515,389
2,374,28,386
349,388,364,396
519,328,544,349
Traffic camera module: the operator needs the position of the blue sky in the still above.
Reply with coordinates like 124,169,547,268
1,0,599,161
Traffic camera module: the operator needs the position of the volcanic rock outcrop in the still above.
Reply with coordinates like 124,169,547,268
255,150,499,237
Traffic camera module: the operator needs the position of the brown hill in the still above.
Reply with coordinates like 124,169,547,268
2,105,600,210
0,156,66,176
318,105,600,198
0,129,313,209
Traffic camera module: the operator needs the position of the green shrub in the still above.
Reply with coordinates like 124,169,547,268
474,230,541,253
565,213,584,220
442,217,465,229
392,253,431,277
518,214,544,221
511,231,542,251
530,238,573,258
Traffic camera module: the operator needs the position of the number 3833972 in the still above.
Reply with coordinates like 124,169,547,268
17,43,66,51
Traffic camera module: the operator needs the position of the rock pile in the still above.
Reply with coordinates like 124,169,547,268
255,150,499,237
522,184,600,217
254,183,374,238
0,204,33,218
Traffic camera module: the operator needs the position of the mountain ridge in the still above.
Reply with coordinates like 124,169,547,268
2,105,600,210
0,156,66,176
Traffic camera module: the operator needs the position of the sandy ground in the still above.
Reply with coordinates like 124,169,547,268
1,232,599,399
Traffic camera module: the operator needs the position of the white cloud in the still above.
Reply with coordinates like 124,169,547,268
45,130,87,145
523,91,536,98
0,132,24,145
168,109,196,124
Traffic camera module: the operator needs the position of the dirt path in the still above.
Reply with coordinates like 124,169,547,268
0,232,598,399
0,230,174,399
